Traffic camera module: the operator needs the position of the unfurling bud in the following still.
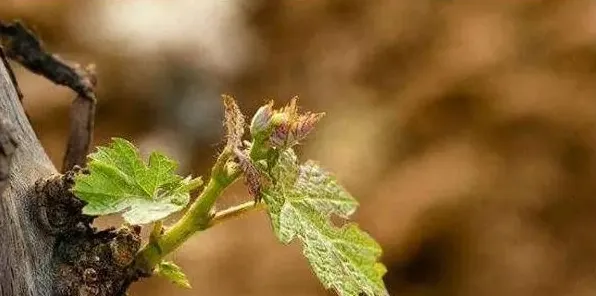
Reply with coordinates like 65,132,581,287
250,101,274,137
270,112,324,148
270,122,292,148
269,97,324,148
292,112,325,143
250,97,324,149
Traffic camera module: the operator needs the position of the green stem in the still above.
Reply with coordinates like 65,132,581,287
249,136,269,161
135,133,272,274
134,151,239,274
209,200,266,227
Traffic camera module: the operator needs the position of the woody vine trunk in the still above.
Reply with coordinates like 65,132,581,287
0,47,140,296
0,52,58,296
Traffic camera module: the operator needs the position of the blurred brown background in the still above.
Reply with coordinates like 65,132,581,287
4,0,596,295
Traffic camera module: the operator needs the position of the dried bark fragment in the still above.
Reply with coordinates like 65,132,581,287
62,66,97,172
0,21,95,100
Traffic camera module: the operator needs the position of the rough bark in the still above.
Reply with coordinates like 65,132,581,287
0,21,142,295
0,56,58,295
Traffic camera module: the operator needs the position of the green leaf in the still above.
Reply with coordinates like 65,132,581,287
263,149,388,296
72,138,203,224
155,261,191,289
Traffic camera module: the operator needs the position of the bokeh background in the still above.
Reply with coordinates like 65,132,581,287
4,1,596,295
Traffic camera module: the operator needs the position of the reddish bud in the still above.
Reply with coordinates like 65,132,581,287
268,97,324,148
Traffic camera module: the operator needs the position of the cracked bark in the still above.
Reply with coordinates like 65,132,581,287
0,51,58,295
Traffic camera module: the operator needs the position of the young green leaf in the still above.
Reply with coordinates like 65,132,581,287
263,149,388,296
155,261,191,289
72,138,203,224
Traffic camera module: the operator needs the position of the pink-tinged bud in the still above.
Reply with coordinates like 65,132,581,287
271,112,290,126
280,96,299,118
267,96,324,148
270,122,291,148
269,97,325,149
292,112,325,142
250,101,274,136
